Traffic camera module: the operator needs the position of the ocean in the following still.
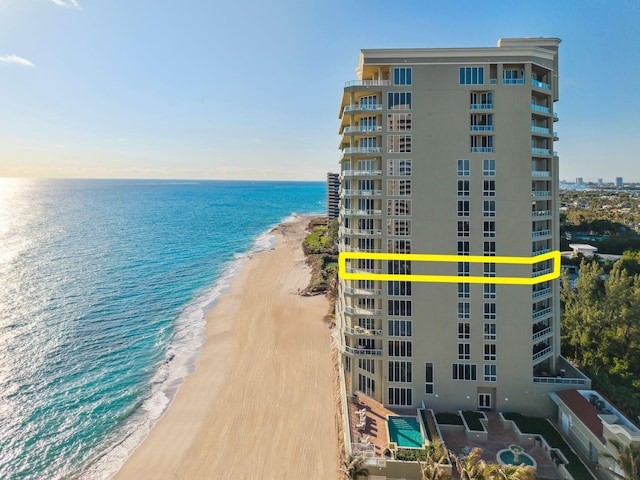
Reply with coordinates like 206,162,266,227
0,178,326,479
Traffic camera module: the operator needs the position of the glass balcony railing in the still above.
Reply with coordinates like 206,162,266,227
344,287,382,296
342,147,382,155
504,78,525,84
343,104,383,113
471,147,494,153
532,209,552,217
341,189,382,197
531,78,551,90
532,307,553,320
470,103,493,110
531,104,550,114
344,345,383,357
344,306,383,316
341,169,382,177
531,126,550,135
533,248,551,256
344,325,383,336
532,268,553,278
344,79,391,87
532,147,550,155
533,345,553,361
470,125,493,131
342,228,383,236
532,287,552,300
343,125,383,134
533,326,553,341
532,229,552,238
532,171,551,177
343,208,382,216
531,191,551,198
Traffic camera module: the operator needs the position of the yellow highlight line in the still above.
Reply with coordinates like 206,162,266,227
338,251,561,285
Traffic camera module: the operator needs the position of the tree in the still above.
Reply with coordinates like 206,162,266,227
487,463,536,480
340,454,369,480
600,440,640,480
419,439,449,480
451,448,489,480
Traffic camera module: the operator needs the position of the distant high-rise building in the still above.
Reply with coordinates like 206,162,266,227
336,37,588,417
597,178,603,186
575,177,584,185
616,177,623,187
327,172,340,221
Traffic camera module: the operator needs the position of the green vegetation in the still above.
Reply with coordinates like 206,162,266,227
461,411,485,431
302,219,338,301
503,413,593,480
434,412,463,426
561,259,640,419
396,448,427,461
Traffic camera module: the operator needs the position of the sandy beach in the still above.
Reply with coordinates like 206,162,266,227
112,216,338,479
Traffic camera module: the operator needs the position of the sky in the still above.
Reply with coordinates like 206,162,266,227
0,0,638,181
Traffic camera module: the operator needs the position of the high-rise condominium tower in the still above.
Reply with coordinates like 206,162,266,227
337,38,589,416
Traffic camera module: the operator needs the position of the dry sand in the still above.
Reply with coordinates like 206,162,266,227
112,216,338,480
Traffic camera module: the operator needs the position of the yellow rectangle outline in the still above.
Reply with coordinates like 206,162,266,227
339,251,561,285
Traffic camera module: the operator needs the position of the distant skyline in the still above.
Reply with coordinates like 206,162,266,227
1,0,639,181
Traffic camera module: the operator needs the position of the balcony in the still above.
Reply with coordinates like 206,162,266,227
470,125,494,132
343,104,383,114
344,286,382,296
533,345,553,362
533,376,588,385
341,169,382,178
343,208,382,216
342,228,382,236
531,78,551,90
344,325,383,336
533,248,551,256
344,306,383,316
531,126,550,135
532,307,553,320
553,112,559,121
345,267,383,275
503,78,525,85
532,229,551,238
341,189,382,197
531,191,551,198
533,326,553,341
532,147,550,155
343,125,383,134
470,103,493,110
532,209,552,218
341,245,382,253
532,267,553,278
531,104,550,114
471,147,494,153
553,131,559,141
532,287,552,300
531,170,551,177
344,345,383,357
345,79,391,87
342,146,382,155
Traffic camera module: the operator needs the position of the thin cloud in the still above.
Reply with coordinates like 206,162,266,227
51,0,81,8
0,54,35,67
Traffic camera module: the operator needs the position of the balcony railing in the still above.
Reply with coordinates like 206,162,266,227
343,126,383,134
342,146,382,155
532,268,553,278
553,112,559,120
344,306,383,316
533,376,588,385
533,326,552,341
532,307,553,320
533,248,551,256
531,104,550,114
343,104,383,113
532,171,551,177
470,125,494,131
531,78,551,90
553,131,559,140
532,287,552,300
532,229,551,238
533,345,553,361
532,147,550,155
504,78,525,84
344,325,383,336
345,267,383,275
344,345,383,357
532,210,552,218
345,79,391,87
531,126,551,135
341,189,382,197
470,103,493,110
531,191,551,198
344,287,382,296
341,245,382,253
341,169,382,177
342,228,382,236
471,147,494,153
343,209,382,216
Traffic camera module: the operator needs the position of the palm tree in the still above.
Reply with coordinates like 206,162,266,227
487,463,536,480
451,447,489,480
340,454,369,480
420,439,450,480
600,439,640,480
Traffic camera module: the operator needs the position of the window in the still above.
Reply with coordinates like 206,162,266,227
387,159,412,176
388,361,412,382
458,241,470,256
458,221,470,237
483,221,496,238
457,200,470,217
357,238,377,252
458,322,470,339
388,240,411,254
459,67,484,85
458,283,470,298
483,263,496,277
388,260,411,275
389,387,413,406
483,284,496,299
388,92,412,110
483,200,496,217
458,343,471,360
388,340,412,357
458,302,470,319
483,303,496,320
345,356,351,373
457,159,470,176
452,363,477,381
359,358,376,374
483,180,496,197
458,262,470,277
389,300,412,317
388,319,412,337
388,113,412,131
388,281,412,296
358,374,375,396
483,159,496,176
358,316,376,330
388,179,412,195
425,362,434,394
359,137,378,148
484,344,497,361
483,323,496,340
470,91,493,107
388,135,412,153
393,67,412,85
471,135,494,152
388,219,411,236
359,95,378,107
484,364,497,382
458,180,470,196
483,241,496,256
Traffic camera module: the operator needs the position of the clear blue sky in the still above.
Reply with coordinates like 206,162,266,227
0,0,638,181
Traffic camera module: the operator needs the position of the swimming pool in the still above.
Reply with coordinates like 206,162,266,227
387,416,424,448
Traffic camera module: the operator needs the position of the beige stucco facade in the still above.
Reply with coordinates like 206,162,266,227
337,38,591,418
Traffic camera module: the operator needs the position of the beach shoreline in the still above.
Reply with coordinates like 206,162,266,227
111,215,338,479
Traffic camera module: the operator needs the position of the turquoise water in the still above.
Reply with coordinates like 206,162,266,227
0,179,325,479
498,450,535,466
387,416,424,448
